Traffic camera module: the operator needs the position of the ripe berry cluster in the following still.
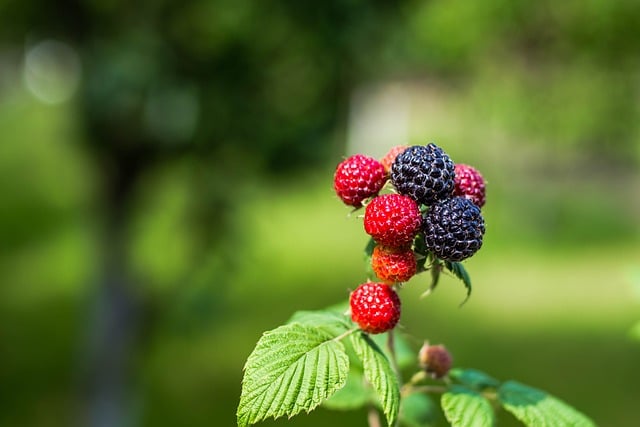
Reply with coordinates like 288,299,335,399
333,143,487,334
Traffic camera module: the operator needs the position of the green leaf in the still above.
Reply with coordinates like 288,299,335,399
287,309,352,336
237,323,349,426
421,256,441,298
350,332,401,427
441,385,495,427
364,236,376,257
413,232,429,272
400,392,438,427
498,380,597,427
449,368,500,390
444,261,472,305
322,368,373,411
370,330,416,370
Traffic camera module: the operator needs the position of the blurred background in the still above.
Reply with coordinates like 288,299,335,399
1,1,639,426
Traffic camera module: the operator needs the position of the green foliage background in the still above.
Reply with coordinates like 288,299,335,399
1,1,639,426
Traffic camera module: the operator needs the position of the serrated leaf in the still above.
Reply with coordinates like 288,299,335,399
322,368,373,410
287,309,353,336
237,323,349,426
350,332,400,427
444,261,472,305
441,385,495,427
449,368,500,390
370,331,416,370
498,380,596,427
400,392,438,427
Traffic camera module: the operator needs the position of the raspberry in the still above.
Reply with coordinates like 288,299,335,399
371,245,417,283
422,197,485,262
454,163,486,208
333,154,387,207
350,282,401,334
418,343,453,379
391,143,455,206
364,194,421,248
380,145,408,174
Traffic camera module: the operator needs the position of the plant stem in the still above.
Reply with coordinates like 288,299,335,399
403,384,448,395
333,327,358,342
387,329,402,383
367,405,382,427
407,370,427,386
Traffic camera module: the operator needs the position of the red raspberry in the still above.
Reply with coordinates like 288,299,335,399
364,194,421,248
454,164,486,208
371,245,416,283
350,282,401,334
380,145,408,174
418,343,453,379
333,154,387,207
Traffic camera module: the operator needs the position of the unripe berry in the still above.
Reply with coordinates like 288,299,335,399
380,145,408,174
371,245,417,283
418,343,452,379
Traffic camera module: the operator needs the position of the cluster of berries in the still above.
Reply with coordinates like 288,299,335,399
333,143,486,335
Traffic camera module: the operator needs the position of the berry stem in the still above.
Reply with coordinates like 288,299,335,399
367,405,382,427
386,329,402,382
408,370,428,385
332,327,358,342
402,384,448,396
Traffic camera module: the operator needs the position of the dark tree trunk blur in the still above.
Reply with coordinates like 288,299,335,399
80,146,149,427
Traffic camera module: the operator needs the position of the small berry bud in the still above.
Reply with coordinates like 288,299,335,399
418,343,452,379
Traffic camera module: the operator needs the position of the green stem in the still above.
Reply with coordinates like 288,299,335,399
333,327,358,342
387,329,402,381
367,405,382,427
404,384,448,395
401,371,439,396
408,370,427,386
